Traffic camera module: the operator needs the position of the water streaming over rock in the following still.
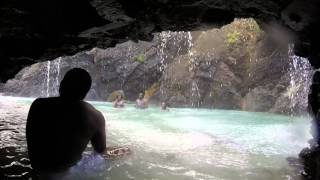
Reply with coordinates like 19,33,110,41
157,31,204,107
157,31,195,99
46,61,50,97
44,57,62,97
187,31,202,108
158,31,174,97
287,44,314,115
54,57,62,94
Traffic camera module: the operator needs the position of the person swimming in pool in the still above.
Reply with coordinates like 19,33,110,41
26,68,110,179
135,93,148,109
160,102,169,111
113,94,125,108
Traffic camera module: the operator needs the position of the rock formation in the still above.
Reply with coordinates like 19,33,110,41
158,19,313,114
1,19,313,115
2,40,161,101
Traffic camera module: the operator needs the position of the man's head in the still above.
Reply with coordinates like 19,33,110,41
138,93,144,100
161,102,167,109
59,68,92,100
116,94,122,100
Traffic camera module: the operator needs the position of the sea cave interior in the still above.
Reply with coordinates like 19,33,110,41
1,0,320,180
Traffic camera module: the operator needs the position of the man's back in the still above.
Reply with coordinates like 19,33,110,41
26,97,106,173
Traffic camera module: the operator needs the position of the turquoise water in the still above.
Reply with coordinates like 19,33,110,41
0,97,312,179
95,102,310,180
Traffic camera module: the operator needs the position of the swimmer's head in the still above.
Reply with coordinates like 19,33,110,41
59,68,92,100
117,94,122,100
161,102,167,109
138,93,144,99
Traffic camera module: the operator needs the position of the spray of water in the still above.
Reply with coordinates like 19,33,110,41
44,57,62,97
56,57,61,88
287,44,314,115
186,32,202,108
51,57,61,96
158,31,192,99
46,61,51,97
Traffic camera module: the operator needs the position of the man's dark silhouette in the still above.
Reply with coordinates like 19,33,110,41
26,68,106,176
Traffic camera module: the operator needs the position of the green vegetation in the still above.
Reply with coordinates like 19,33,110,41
134,53,146,63
251,22,260,33
224,18,262,47
226,31,241,45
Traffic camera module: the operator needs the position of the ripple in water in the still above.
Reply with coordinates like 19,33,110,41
0,96,311,179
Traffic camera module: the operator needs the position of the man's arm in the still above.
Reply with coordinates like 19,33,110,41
91,112,106,153
26,99,41,160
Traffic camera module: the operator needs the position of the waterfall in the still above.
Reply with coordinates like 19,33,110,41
157,31,200,105
186,32,201,108
158,31,169,98
44,57,62,97
46,61,51,97
191,80,201,107
51,57,61,96
287,44,314,115
158,32,169,73
57,57,61,86
158,31,195,72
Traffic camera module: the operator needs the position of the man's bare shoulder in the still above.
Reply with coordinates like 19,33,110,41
81,101,104,120
32,98,45,104
30,98,52,108
31,97,59,104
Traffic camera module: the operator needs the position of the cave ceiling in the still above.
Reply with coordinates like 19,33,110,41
0,0,319,82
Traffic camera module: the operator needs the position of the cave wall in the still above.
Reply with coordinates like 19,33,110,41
1,41,163,101
1,33,189,101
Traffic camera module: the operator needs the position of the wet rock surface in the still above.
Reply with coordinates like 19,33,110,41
2,40,163,101
299,71,320,180
158,19,312,114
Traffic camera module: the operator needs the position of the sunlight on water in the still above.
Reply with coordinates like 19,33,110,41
0,96,312,179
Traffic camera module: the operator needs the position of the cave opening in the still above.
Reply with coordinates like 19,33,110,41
1,18,315,114
0,17,317,179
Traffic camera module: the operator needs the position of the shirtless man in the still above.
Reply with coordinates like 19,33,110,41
135,93,148,109
26,68,107,179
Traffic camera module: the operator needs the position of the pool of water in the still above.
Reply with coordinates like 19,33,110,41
0,96,311,179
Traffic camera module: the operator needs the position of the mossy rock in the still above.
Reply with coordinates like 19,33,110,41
107,90,125,102
134,53,145,63
223,18,262,47
144,83,160,100
226,31,241,45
